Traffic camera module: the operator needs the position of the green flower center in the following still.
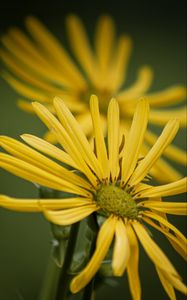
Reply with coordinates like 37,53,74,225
96,184,139,218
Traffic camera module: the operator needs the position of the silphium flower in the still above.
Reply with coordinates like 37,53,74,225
0,96,186,299
0,15,186,182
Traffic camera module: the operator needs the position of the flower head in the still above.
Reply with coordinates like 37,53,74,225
0,96,186,299
0,15,186,182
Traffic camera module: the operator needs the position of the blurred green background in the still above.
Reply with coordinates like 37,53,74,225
0,0,186,299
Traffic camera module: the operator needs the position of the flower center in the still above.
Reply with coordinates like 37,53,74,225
96,184,139,218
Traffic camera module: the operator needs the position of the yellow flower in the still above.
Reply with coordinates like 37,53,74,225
0,96,186,299
0,15,186,183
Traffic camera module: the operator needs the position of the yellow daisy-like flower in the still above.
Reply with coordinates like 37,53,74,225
0,15,186,183
0,96,186,299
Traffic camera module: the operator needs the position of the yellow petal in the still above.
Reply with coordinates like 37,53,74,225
53,97,104,180
156,267,176,300
137,178,187,198
129,119,179,186
142,211,187,247
32,102,98,186
21,134,77,169
106,35,132,92
0,195,91,212
107,98,120,181
112,219,130,276
142,214,187,260
76,112,93,137
70,216,116,293
1,35,68,87
145,130,186,165
140,143,183,183
66,14,99,86
126,223,141,300
140,201,187,215
0,153,89,197
17,100,35,113
162,270,187,295
0,195,40,212
121,98,149,184
95,15,115,76
0,136,91,191
2,72,48,101
90,95,109,178
117,66,153,101
44,204,98,225
25,16,86,90
149,108,186,127
132,221,180,278
149,154,183,183
0,46,66,96
146,86,186,107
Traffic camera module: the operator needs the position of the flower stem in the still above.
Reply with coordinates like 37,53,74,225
39,257,61,300
55,222,80,300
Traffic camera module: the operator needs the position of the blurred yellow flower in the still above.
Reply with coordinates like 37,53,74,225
0,96,186,299
0,15,186,182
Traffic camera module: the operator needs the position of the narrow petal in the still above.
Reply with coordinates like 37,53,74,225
90,95,109,178
0,195,91,212
149,108,186,127
2,72,48,101
112,219,130,276
162,270,187,295
66,15,99,86
146,86,186,107
121,99,149,184
137,178,187,198
117,66,153,101
1,35,68,87
145,130,186,165
129,119,179,186
21,134,77,169
76,112,93,137
0,136,91,191
126,223,141,300
106,35,132,92
149,154,183,183
32,102,98,186
44,204,98,225
140,201,187,215
70,216,116,293
142,214,187,260
0,195,40,212
142,211,187,247
53,97,104,180
95,15,115,76
107,98,120,181
0,48,64,96
0,153,90,197
17,100,35,113
25,16,86,90
156,267,176,300
132,221,180,278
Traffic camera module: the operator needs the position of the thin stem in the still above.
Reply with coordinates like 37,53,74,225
39,257,61,300
55,222,80,300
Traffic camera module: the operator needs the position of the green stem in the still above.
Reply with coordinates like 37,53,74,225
39,256,61,300
55,222,80,300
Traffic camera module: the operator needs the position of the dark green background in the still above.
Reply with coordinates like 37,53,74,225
0,0,186,299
